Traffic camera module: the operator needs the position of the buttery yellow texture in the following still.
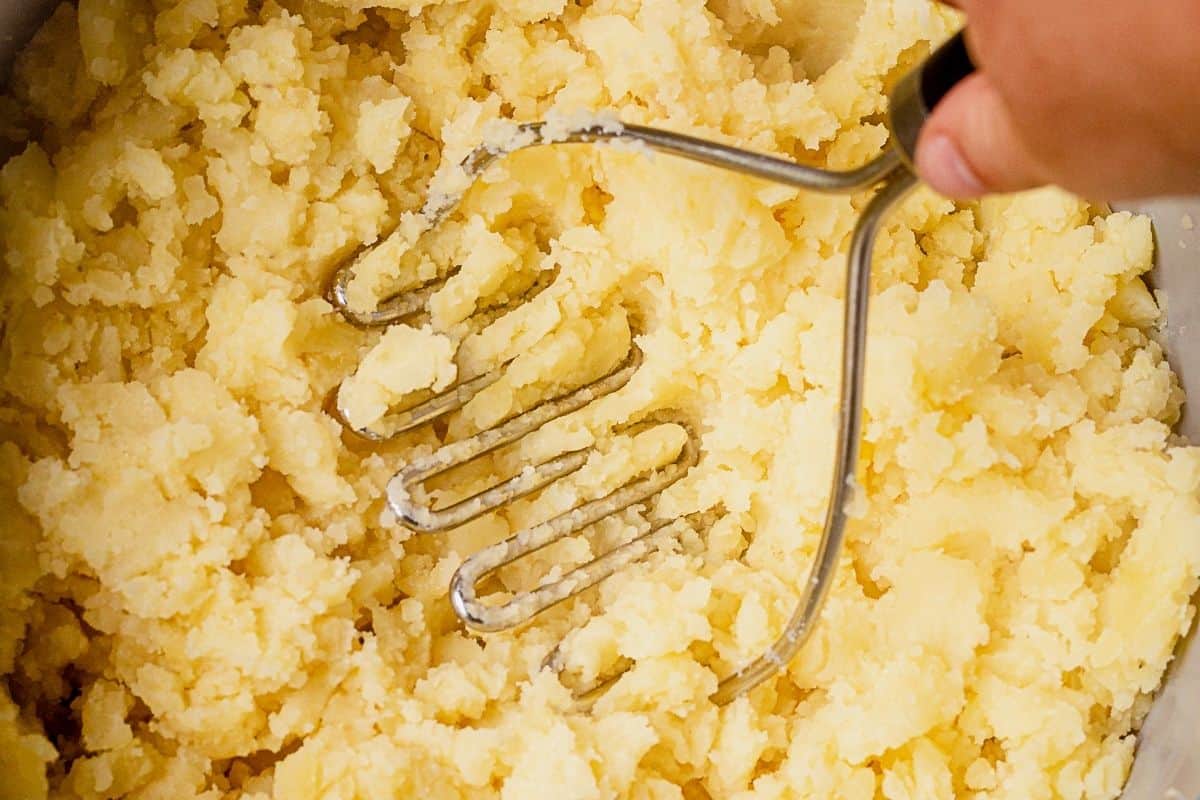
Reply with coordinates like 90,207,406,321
2,0,1199,798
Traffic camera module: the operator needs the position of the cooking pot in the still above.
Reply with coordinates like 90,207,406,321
1,2,1195,795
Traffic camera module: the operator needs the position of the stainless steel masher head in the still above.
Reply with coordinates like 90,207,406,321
327,31,976,704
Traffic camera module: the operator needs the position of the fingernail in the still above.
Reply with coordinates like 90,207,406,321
916,133,987,198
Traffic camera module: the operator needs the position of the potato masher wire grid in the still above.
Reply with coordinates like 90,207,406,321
328,31,974,704
331,299,706,627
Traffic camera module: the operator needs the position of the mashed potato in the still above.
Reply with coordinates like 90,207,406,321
2,0,1199,798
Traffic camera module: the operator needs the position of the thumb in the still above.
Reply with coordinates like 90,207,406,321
914,72,1045,198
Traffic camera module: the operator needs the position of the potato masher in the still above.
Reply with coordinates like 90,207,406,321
328,31,976,704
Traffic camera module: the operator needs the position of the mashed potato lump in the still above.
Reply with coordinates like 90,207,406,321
2,0,1199,798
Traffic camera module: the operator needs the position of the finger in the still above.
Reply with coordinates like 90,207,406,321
914,72,1045,198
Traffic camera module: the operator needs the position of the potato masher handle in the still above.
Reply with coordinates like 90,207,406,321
888,30,977,167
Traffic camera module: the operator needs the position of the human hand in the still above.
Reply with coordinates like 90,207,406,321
915,0,1200,200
